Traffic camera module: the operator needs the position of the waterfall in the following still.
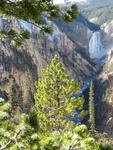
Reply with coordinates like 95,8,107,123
89,31,106,59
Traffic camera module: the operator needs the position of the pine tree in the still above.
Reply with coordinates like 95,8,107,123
89,81,95,131
34,54,84,132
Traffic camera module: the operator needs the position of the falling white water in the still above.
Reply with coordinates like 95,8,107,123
89,31,106,59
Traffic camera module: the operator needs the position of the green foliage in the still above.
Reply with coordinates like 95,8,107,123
37,124,103,150
0,0,78,23
99,143,113,150
13,114,40,150
27,111,39,130
34,54,84,132
74,124,88,137
0,29,30,47
0,98,40,150
64,125,101,150
0,98,14,147
0,0,78,46
63,4,78,22
81,137,100,150
89,81,95,131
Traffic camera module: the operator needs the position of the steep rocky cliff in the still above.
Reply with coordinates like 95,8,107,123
0,15,98,114
95,52,113,137
80,2,113,136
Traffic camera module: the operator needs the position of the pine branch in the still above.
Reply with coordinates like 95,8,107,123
26,20,43,30
0,130,21,150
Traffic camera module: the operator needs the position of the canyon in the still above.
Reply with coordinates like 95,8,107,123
1,0,113,137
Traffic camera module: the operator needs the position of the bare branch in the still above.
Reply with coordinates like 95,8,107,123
26,20,43,30
0,130,22,150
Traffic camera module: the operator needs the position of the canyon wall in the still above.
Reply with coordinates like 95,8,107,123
0,16,97,113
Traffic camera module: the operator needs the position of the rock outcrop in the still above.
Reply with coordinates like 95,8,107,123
94,52,113,137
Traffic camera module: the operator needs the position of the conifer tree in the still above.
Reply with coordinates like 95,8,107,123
89,81,95,131
34,54,84,132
